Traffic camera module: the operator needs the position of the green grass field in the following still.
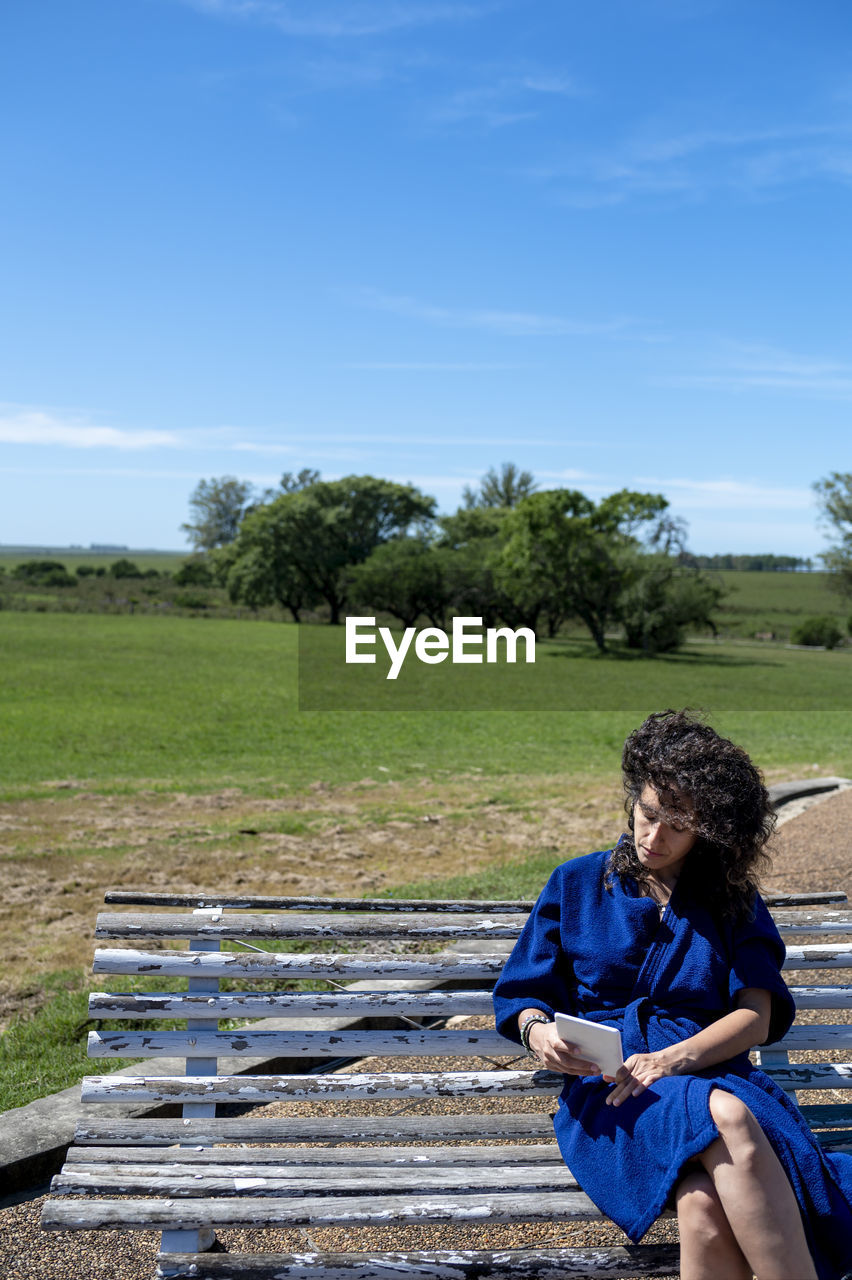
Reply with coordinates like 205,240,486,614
715,570,848,638
0,547,186,573
1,611,851,797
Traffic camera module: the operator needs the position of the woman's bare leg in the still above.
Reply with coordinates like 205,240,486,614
695,1090,817,1280
676,1168,751,1280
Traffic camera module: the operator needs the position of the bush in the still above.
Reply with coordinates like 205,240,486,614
173,591,210,610
173,559,214,587
75,565,97,578
110,558,144,579
11,559,76,587
620,564,723,655
790,616,844,649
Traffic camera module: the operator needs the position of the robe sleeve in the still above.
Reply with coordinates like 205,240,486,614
728,893,796,1044
492,863,576,1045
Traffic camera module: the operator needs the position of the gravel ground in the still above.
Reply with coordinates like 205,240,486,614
2,787,850,1279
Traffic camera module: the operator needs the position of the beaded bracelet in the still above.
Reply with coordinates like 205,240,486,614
519,1012,551,1054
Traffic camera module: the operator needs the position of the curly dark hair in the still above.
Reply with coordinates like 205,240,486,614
607,708,774,918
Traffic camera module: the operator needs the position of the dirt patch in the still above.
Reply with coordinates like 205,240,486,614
0,773,624,1027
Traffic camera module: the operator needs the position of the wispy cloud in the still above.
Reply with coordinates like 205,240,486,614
656,343,852,400
525,121,852,207
178,0,496,38
351,287,637,338
632,475,813,511
426,70,580,131
0,409,179,450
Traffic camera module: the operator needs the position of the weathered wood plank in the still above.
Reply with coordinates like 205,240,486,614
102,889,846,910
41,1188,609,1230
799,1102,852,1127
152,1245,684,1280
775,1025,852,1050
64,1143,562,1167
87,1021,852,1059
87,1028,514,1060
95,912,531,941
782,944,852,969
92,948,509,980
767,1062,852,1090
94,909,852,943
73,1114,559,1146
51,1162,582,1197
88,990,496,1019
787,985,852,1008
80,1061,852,1106
104,894,536,913
80,1070,564,1105
90,943,852,980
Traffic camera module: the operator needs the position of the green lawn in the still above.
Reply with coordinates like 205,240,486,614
0,548,186,573
1,612,851,798
715,570,848,638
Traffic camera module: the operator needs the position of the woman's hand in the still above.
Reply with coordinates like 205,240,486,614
527,1020,602,1075
605,1049,682,1106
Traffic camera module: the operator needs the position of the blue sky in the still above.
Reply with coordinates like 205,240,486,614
2,0,851,555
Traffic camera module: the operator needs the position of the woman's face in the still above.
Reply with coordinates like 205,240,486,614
633,783,697,882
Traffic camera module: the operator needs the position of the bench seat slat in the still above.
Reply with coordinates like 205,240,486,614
63,1136,849,1172
41,1188,610,1231
151,1245,684,1280
74,1114,560,1145
64,1143,563,1167
51,1162,583,1197
80,1062,852,1106
87,1028,517,1059
88,990,496,1019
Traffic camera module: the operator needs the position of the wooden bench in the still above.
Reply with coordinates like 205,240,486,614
41,889,852,1278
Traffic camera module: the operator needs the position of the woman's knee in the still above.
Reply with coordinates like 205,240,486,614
707,1090,761,1166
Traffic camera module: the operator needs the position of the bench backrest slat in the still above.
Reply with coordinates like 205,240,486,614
94,908,852,942
91,944,852,978
86,1023,852,1061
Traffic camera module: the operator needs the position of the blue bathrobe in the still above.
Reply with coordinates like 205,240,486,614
492,847,852,1279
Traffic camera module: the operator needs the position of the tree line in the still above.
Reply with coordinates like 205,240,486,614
183,465,724,654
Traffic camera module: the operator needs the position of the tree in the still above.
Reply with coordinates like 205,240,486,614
182,476,256,551
226,475,436,624
619,558,724,654
814,472,852,597
109,558,144,579
350,538,452,628
499,489,670,652
280,468,321,494
462,462,537,510
173,559,214,587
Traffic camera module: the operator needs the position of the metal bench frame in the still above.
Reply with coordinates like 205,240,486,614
41,889,852,1279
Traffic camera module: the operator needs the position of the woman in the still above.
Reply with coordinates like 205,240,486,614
492,710,852,1280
